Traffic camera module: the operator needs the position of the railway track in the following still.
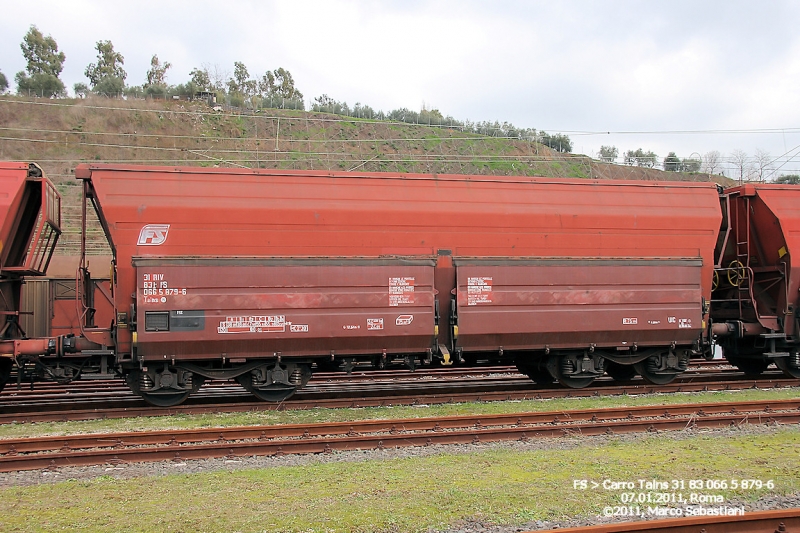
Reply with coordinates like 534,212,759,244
0,360,737,398
0,398,797,472
539,507,800,532
0,369,797,424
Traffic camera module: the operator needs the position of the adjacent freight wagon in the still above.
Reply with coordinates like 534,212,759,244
1,161,798,407
711,183,800,378
0,162,61,391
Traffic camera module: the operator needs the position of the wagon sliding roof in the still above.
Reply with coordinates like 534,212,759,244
75,163,722,262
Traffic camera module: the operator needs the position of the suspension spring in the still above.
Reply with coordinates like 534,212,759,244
139,373,155,391
289,367,303,385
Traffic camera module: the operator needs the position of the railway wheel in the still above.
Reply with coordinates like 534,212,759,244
547,353,602,389
724,355,770,376
515,359,555,386
633,351,687,385
125,367,199,407
237,362,311,402
605,361,637,382
775,353,800,379
0,358,11,394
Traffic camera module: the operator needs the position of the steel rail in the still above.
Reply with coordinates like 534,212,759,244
535,507,800,532
0,362,735,398
1,399,798,455
0,376,796,425
0,399,797,472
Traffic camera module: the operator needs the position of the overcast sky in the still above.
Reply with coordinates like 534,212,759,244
2,0,800,176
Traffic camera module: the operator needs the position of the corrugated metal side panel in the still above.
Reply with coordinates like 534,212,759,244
455,259,703,352
135,259,435,361
20,279,51,337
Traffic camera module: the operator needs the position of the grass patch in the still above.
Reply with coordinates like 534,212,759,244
1,428,798,532
0,388,797,440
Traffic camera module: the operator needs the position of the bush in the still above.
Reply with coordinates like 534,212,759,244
93,76,125,97
15,72,66,97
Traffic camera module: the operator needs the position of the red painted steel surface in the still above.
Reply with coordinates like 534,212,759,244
52,280,114,337
750,186,800,314
134,259,435,361
0,163,62,359
455,259,703,351
76,164,721,360
719,184,800,332
0,162,60,276
0,162,34,273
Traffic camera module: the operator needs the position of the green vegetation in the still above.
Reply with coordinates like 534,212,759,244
1,427,797,532
776,174,800,184
14,26,66,98
624,148,659,168
0,387,796,440
84,40,126,96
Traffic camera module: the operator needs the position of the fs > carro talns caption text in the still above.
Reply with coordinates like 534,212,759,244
572,478,775,517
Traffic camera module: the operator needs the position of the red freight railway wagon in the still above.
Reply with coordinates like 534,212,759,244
712,183,800,378
73,164,721,406
0,162,61,392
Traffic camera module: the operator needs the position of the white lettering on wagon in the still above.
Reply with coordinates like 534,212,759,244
141,273,187,300
138,224,170,246
217,315,286,334
467,277,493,305
396,315,414,326
389,277,415,306
622,317,638,325
367,318,384,330
678,318,693,329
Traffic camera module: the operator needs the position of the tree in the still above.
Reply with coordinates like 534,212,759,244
189,67,211,91
73,82,88,98
663,152,681,172
144,54,171,96
205,64,229,92
312,94,349,114
228,62,256,96
598,145,618,163
259,67,303,100
14,25,66,97
680,157,701,173
538,131,573,153
624,148,658,168
753,148,773,182
85,40,127,95
775,174,800,184
702,150,721,175
730,149,751,184
0,71,8,93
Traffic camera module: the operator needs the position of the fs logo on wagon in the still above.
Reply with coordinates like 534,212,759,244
138,224,170,246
